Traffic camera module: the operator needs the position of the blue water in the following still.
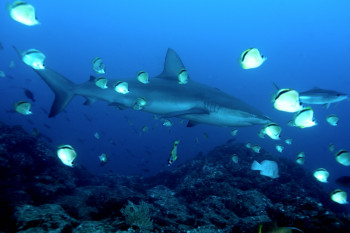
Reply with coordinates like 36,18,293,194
1,0,350,197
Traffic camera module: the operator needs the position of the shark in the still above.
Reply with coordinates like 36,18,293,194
25,48,271,127
299,87,348,108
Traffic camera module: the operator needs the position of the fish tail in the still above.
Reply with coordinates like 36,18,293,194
272,82,280,90
13,46,22,57
33,68,76,117
288,227,304,233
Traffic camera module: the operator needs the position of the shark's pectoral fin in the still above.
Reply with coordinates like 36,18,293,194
83,97,97,105
324,103,331,109
109,103,128,110
162,108,209,118
187,120,200,127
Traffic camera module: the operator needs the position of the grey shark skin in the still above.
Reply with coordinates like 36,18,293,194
32,48,271,127
299,87,348,108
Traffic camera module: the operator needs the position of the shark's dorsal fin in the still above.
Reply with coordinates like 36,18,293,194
312,86,321,90
157,48,189,81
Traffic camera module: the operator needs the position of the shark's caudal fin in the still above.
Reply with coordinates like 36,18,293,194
157,48,189,81
33,68,75,117
13,46,76,117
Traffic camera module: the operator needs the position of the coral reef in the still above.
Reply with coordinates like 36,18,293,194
0,121,349,232
121,200,153,231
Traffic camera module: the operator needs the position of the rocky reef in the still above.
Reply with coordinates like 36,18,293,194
0,121,349,233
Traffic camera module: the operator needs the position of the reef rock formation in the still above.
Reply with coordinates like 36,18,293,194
0,122,349,233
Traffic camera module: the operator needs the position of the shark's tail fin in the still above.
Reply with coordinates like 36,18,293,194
33,68,75,117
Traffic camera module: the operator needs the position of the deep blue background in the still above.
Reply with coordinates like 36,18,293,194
1,0,350,197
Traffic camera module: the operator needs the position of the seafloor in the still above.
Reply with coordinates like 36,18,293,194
0,121,349,233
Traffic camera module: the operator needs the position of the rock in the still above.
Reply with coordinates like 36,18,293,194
0,122,350,232
15,204,78,232
73,220,114,233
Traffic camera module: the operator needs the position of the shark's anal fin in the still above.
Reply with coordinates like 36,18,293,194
187,120,200,127
162,108,209,118
33,68,75,118
84,97,97,105
109,103,128,110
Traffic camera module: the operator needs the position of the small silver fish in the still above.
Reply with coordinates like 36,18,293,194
98,153,108,164
133,97,147,110
162,119,173,127
8,1,39,26
142,125,148,132
239,48,266,69
231,154,238,164
251,144,261,153
114,81,129,94
178,69,188,84
168,140,180,166
275,144,284,153
326,114,339,126
94,132,100,140
14,101,32,115
313,168,329,183
260,122,281,140
334,150,350,166
57,144,77,167
284,138,292,145
273,89,303,113
95,77,108,89
92,57,106,74
328,143,335,153
330,189,348,204
137,71,149,84
0,70,5,78
230,129,238,136
296,152,305,165
22,49,45,70
294,107,317,128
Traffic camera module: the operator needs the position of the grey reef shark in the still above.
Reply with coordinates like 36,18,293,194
18,48,272,127
299,87,348,108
